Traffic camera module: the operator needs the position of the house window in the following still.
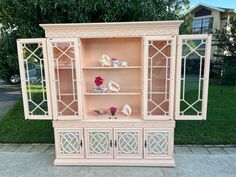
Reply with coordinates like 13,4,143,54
192,17,213,34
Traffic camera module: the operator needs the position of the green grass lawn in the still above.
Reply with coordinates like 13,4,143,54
0,84,235,144
175,84,236,144
0,101,54,143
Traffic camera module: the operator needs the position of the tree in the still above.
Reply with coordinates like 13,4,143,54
213,17,236,85
179,13,193,34
0,0,189,81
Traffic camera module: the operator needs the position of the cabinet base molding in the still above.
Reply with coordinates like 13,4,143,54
54,158,175,167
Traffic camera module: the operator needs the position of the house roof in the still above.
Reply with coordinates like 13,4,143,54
185,3,236,15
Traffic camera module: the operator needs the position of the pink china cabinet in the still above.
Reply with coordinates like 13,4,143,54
17,21,211,166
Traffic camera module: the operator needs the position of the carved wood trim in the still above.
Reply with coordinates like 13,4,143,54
40,21,183,38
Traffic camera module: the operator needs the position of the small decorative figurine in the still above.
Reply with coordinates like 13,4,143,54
109,106,117,119
121,60,128,67
99,54,111,67
94,76,104,93
112,58,120,67
108,81,120,92
94,108,106,116
121,104,132,116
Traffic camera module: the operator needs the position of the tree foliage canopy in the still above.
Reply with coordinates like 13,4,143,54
213,17,236,85
0,0,189,81
214,17,236,58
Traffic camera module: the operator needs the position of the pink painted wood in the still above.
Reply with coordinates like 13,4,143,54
16,21,211,166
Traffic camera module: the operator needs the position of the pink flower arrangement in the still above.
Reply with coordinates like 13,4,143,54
109,106,117,116
94,76,103,87
109,106,117,112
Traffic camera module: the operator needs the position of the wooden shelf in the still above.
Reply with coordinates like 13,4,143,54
54,64,74,69
59,93,75,96
83,66,141,70
85,113,141,121
84,89,141,96
149,66,170,68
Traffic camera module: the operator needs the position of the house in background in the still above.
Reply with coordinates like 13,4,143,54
186,3,236,61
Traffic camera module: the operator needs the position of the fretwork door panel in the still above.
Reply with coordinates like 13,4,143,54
47,38,83,120
175,35,211,120
85,128,113,158
144,36,176,120
114,128,142,159
17,39,52,119
144,128,173,159
55,128,84,158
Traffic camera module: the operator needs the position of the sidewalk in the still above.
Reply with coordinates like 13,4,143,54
0,144,235,177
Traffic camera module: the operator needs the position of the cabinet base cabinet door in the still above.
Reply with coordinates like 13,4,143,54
55,128,84,158
85,128,113,158
144,128,173,159
114,128,142,159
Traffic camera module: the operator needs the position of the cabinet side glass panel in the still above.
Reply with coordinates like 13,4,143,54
52,42,79,116
20,42,49,116
147,40,171,116
179,39,206,116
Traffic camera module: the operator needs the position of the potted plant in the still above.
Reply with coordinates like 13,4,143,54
94,76,104,93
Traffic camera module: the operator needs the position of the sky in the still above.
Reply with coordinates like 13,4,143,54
190,0,236,9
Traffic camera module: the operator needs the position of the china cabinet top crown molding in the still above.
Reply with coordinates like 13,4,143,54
40,20,184,38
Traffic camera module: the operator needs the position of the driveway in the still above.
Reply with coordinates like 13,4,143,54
0,80,21,119
0,144,235,177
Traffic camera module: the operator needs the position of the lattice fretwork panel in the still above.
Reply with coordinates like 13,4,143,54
52,42,79,116
180,39,206,116
59,131,82,155
146,131,169,156
147,40,171,117
87,131,111,156
20,42,49,116
117,132,139,156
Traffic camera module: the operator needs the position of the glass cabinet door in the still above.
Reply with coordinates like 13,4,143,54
143,36,176,120
17,38,52,119
175,35,211,120
47,38,82,120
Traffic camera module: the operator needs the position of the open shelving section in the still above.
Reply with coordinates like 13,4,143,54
80,37,143,120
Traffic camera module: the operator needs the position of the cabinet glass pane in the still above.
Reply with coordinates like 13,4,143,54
147,40,171,116
22,42,48,115
52,42,79,116
180,39,206,116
